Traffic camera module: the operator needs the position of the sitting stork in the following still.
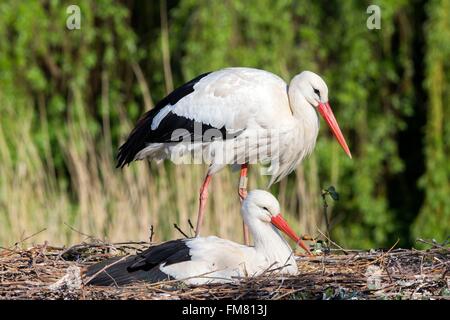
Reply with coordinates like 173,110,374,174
85,190,310,286
117,67,351,243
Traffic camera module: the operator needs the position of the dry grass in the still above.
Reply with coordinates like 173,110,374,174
0,240,448,300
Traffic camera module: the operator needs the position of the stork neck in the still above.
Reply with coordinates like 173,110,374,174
288,88,319,129
247,218,294,263
286,86,320,160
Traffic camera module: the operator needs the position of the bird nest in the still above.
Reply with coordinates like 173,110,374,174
0,240,448,300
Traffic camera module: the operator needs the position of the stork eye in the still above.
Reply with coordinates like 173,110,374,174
313,88,321,97
262,207,269,212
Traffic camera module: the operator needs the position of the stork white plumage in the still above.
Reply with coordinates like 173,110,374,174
117,67,351,243
85,190,304,286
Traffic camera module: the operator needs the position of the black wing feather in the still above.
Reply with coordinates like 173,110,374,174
116,72,212,168
85,239,192,286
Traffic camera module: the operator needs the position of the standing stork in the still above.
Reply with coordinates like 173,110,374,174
117,67,351,243
85,190,309,286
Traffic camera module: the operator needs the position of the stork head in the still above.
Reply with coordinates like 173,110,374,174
291,71,352,159
242,190,311,254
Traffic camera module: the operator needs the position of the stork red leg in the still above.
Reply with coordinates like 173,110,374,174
238,164,248,200
195,174,212,237
238,164,250,245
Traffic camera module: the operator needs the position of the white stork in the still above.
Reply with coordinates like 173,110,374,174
85,190,309,286
117,67,351,243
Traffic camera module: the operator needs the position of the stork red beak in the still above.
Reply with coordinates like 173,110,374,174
318,102,352,159
271,214,311,255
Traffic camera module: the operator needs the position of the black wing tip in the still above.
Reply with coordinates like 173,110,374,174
115,71,213,168
115,148,130,168
114,110,156,169
115,162,128,169
116,149,129,168
85,239,190,286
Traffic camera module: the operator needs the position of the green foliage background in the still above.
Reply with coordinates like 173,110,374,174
0,0,448,248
